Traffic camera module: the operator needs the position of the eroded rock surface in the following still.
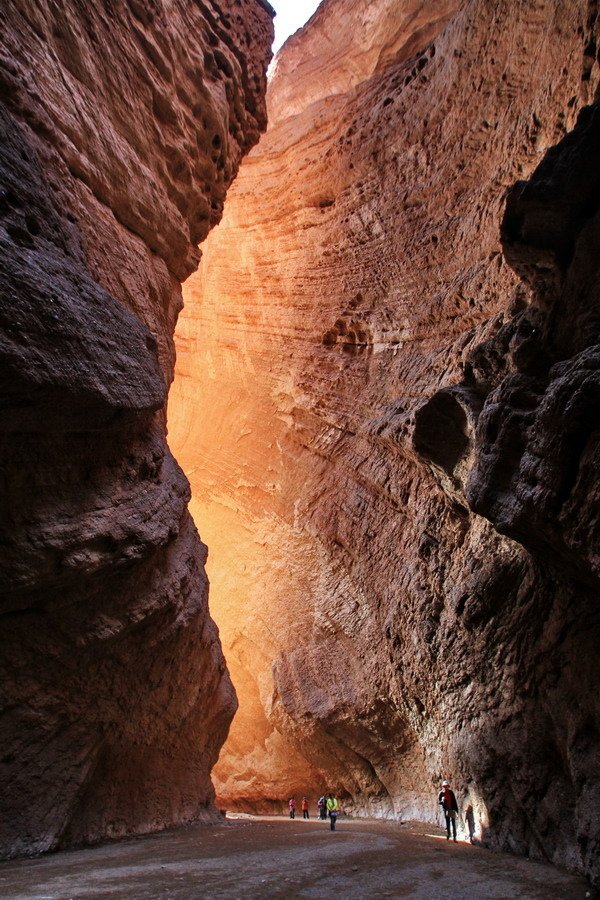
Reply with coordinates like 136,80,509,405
170,0,600,885
0,0,272,856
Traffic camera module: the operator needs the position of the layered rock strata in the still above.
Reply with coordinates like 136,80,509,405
170,0,600,885
0,0,272,856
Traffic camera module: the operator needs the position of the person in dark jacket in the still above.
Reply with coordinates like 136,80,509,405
438,780,458,841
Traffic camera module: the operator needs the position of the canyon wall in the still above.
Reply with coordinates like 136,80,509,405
170,0,600,885
0,0,272,856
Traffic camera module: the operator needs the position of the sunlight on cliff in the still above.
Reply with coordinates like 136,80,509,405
168,212,325,808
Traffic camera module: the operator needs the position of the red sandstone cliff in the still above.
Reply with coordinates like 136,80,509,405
0,0,273,856
170,0,600,886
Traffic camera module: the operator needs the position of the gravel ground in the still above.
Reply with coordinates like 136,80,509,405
0,816,591,899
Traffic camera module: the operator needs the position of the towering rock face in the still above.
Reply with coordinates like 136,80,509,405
170,0,600,885
0,0,273,856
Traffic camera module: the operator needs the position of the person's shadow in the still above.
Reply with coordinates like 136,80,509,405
465,805,476,843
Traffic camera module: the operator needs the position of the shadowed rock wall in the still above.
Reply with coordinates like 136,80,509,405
170,0,600,885
0,0,272,856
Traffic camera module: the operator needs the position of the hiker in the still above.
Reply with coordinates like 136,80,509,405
317,795,327,820
301,797,309,819
438,780,458,841
326,793,339,831
289,797,296,819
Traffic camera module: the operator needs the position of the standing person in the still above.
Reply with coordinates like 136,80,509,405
301,797,309,819
289,797,296,819
326,793,339,831
317,795,327,820
438,780,458,841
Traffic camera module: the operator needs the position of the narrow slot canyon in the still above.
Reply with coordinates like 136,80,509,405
1,0,599,896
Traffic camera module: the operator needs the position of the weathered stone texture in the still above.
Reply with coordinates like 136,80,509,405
0,0,272,856
170,0,600,885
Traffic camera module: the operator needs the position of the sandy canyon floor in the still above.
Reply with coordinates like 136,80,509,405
0,817,590,899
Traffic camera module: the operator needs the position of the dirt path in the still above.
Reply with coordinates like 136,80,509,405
0,816,590,899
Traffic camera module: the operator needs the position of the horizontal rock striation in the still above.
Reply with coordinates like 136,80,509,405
0,0,272,856
170,0,600,885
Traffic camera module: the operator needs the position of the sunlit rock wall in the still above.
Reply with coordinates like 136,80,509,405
0,0,273,856
170,0,600,885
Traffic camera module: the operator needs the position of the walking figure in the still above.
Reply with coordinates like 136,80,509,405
301,797,309,819
289,797,296,819
438,780,458,841
326,793,339,831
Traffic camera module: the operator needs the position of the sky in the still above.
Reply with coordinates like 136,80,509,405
269,0,323,55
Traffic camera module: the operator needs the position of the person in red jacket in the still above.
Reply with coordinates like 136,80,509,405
301,797,309,819
438,780,459,841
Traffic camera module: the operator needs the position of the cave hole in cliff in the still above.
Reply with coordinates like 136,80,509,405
413,392,470,477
